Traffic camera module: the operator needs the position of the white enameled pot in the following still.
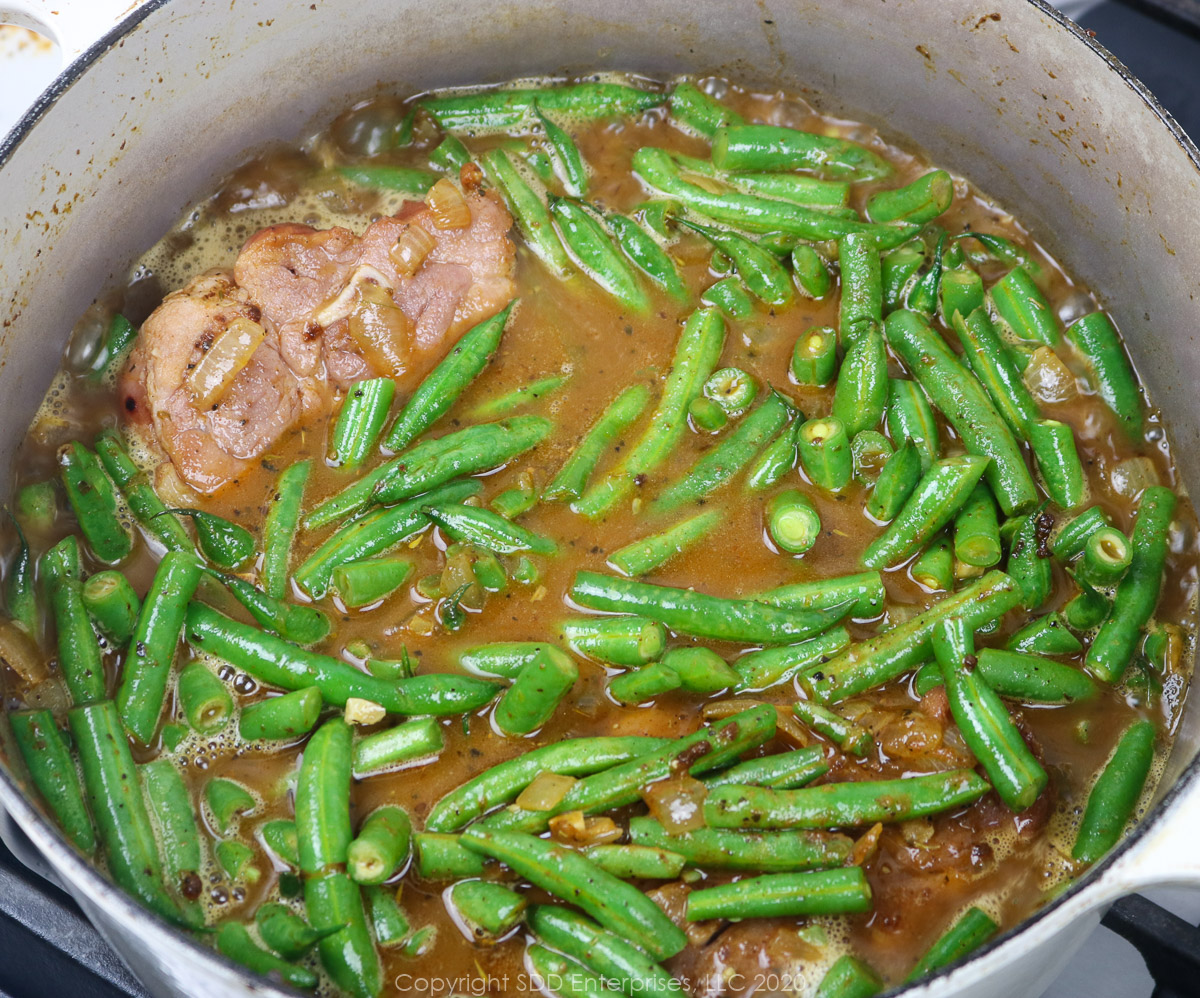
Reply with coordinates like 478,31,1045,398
1,1,1199,995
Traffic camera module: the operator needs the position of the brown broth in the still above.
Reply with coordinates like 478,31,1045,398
3,76,1198,996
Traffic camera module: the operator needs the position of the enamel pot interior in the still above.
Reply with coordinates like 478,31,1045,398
2,1,1200,996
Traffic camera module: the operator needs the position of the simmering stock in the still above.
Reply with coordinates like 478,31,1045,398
2,76,1197,997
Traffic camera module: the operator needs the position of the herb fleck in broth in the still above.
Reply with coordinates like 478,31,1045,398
3,76,1196,995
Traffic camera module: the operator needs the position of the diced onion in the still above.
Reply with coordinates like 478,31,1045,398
389,224,437,277
186,315,265,410
425,178,471,230
643,775,708,834
516,771,577,811
1023,346,1078,404
312,264,395,327
0,620,48,686
347,282,412,377
701,698,808,746
849,822,883,866
1110,456,1161,499
547,810,622,845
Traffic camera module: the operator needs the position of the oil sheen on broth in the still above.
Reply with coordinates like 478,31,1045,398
4,75,1197,996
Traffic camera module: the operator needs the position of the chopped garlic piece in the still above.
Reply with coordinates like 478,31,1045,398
345,697,386,726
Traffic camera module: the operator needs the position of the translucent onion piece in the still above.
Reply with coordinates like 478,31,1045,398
701,697,808,746
515,772,578,811
1110,456,1161,499
389,224,437,277
426,178,471,230
643,774,707,834
547,811,622,845
312,263,395,327
0,620,48,686
346,282,412,377
1024,346,1078,404
186,315,266,409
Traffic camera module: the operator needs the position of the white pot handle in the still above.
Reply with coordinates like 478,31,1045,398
0,0,138,62
1099,770,1200,894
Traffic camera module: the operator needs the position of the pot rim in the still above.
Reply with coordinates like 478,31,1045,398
2,0,1199,994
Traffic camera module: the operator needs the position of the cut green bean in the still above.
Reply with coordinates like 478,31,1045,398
608,661,681,704
81,570,140,647
582,844,685,880
364,885,410,947
216,922,317,990
304,870,382,998
838,232,883,345
206,778,255,834
766,489,821,555
851,431,894,485
657,647,739,693
480,147,572,276
551,196,649,312
166,508,254,571
93,429,191,553
816,955,884,998
867,170,953,224
557,617,665,667
905,907,999,982
905,229,945,315
10,710,96,853
1007,511,1053,609
1073,719,1157,864
534,105,588,196
140,758,203,921
240,687,323,742
1006,613,1083,655
261,819,299,867
911,533,954,591
792,245,834,299
422,83,663,131
679,218,794,306
712,124,893,181
4,517,37,637
525,944,621,998
256,902,340,960
668,80,743,136
940,265,986,326
691,751,831,797
954,308,1040,440
1067,311,1143,437
429,135,470,173
217,573,332,646
544,383,651,502
731,627,852,692
338,166,435,193
976,648,1096,703
331,557,413,608
41,536,104,704
426,502,556,555
490,480,537,520
886,378,940,472
60,442,131,564
449,879,528,938
989,264,1059,345
881,242,925,312
606,214,688,301
686,867,872,920
330,378,396,468
746,421,800,490
609,510,720,576
1064,579,1110,631
704,367,759,416
753,571,885,621
414,832,486,879
954,483,1003,568
177,661,232,734
1052,506,1111,562
798,417,852,492
791,326,838,386
469,372,569,420
1030,418,1086,510
494,647,578,735
701,276,755,319
793,700,874,756
348,805,411,885
866,439,922,522
87,313,139,384
832,323,887,436
1077,526,1132,587
353,717,444,775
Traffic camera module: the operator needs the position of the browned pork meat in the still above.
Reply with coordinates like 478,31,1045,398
122,190,515,495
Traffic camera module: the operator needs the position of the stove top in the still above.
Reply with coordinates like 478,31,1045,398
1,2,1199,996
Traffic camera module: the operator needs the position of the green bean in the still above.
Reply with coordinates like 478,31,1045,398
701,276,755,319
606,214,688,301
353,717,444,775
765,489,821,555
609,510,721,576
10,710,96,853
491,482,537,521
628,820,844,873
87,313,139,384
471,373,570,421
699,748,830,793
3,516,37,638
712,124,893,181
608,662,681,704
256,903,340,960
216,922,317,990
989,264,1059,345
791,326,838,386
800,570,1022,703
177,661,232,734
329,378,396,469
363,885,410,946
832,324,886,436
260,819,299,868
729,172,850,207
216,573,331,646
449,880,528,939
115,550,203,743
480,706,775,834
557,617,664,667
679,218,794,305
838,232,883,345
422,83,663,131
905,907,999,982
906,230,945,315
544,384,651,502
331,556,414,608
816,954,884,998
295,480,479,599
912,661,944,697
953,483,1002,568
793,700,874,756
1087,486,1176,682
953,308,1040,440
429,135,470,172
165,508,254,571
81,570,140,647
305,871,382,998
753,571,886,621
687,867,872,920
532,105,588,197
527,905,678,998
1064,579,1110,631
550,197,649,312
338,165,436,193
159,723,188,753
886,310,1036,515
414,832,486,879
940,266,985,326
426,736,667,832
185,602,500,714
60,442,131,564
1066,311,1143,437
668,80,743,136
1052,506,1111,562
792,245,834,299
1006,612,1083,655
460,827,688,959
571,571,849,645
976,648,1096,703
576,309,726,518
731,627,852,692
652,647,734,693
457,641,559,679
798,417,852,492
239,687,323,742
479,147,572,276
347,805,411,885
68,701,188,925
1077,526,1132,587
40,536,104,704
933,616,1047,810
746,422,800,490
881,242,925,312
704,367,759,416
1007,511,1053,609
706,768,990,829
633,147,912,245
955,231,1043,275
1028,418,1086,510
886,378,940,472
867,170,954,224
910,533,953,591
862,455,989,569
865,439,921,523
581,844,685,880
637,199,678,239
140,758,203,924
526,944,621,998
494,647,578,735
205,778,254,835
295,717,352,876
94,430,191,553
851,431,894,485
1073,719,1157,864
15,480,57,535
426,502,556,556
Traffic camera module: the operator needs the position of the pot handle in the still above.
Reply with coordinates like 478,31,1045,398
1103,772,1200,892
0,0,137,62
